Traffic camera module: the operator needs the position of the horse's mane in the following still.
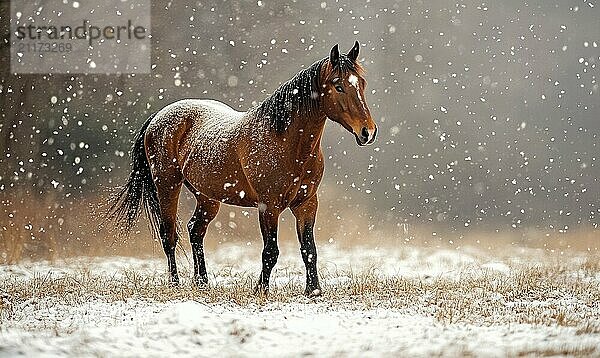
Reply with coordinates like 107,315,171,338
255,54,362,133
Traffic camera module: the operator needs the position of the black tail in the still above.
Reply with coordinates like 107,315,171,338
108,113,161,239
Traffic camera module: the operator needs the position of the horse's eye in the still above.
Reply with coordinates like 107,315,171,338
335,85,344,93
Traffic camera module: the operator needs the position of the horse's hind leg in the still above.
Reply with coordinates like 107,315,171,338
185,183,220,286
155,176,183,285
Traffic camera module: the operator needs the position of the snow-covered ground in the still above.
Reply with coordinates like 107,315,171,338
1,243,599,357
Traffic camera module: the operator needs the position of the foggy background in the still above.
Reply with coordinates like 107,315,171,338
1,0,598,261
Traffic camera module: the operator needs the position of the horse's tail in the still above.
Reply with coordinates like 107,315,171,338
108,112,161,239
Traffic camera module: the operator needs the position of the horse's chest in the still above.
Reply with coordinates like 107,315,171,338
291,159,323,195
279,153,324,205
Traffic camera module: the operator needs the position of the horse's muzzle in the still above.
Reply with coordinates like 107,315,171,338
356,126,377,146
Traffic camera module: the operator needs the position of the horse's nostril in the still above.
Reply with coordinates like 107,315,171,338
361,127,369,139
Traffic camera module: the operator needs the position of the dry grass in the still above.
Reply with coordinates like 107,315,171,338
1,250,599,357
2,261,599,330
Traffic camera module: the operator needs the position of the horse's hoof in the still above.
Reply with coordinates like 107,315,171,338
193,276,209,288
167,272,180,287
253,284,269,297
193,282,209,289
305,287,323,297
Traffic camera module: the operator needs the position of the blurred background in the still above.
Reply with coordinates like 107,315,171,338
1,0,598,262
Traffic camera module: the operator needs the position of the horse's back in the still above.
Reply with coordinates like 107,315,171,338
145,99,249,181
150,99,242,129
146,98,245,146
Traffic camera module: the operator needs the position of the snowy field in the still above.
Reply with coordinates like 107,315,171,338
1,243,600,357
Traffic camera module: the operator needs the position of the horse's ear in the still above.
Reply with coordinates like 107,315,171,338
329,44,340,67
347,41,360,62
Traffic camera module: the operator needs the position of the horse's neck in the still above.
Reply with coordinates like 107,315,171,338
285,112,327,161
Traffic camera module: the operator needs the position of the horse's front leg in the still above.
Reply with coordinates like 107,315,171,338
255,206,281,295
291,195,322,297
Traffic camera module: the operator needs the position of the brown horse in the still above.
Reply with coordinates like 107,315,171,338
109,42,376,296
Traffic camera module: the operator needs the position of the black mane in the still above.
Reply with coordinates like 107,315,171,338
255,54,360,133
255,58,326,133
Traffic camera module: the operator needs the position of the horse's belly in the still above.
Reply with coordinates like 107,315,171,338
182,154,258,207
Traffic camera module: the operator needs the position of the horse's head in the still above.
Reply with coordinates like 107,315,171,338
321,41,377,146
